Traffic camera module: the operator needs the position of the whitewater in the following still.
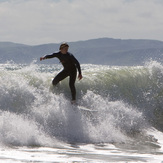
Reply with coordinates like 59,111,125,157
0,61,163,162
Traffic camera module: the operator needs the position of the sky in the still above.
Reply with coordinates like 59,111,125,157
0,0,163,45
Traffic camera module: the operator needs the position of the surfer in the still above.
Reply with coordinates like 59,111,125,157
40,42,82,103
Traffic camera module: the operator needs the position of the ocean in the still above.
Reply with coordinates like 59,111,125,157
0,61,163,162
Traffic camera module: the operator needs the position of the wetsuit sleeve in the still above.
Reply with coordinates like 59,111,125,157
44,52,58,59
71,55,82,75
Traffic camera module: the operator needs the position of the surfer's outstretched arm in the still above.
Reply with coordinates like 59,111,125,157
40,53,57,61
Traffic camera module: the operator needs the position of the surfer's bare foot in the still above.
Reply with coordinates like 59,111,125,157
71,100,76,105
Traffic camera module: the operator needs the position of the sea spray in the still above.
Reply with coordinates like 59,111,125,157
0,111,56,147
0,62,162,147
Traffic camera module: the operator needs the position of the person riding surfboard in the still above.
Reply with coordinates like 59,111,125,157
40,42,82,103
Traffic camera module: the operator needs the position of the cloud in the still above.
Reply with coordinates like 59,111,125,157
0,0,163,44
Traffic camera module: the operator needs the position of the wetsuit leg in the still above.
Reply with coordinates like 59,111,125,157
52,69,77,101
52,70,69,86
69,69,77,100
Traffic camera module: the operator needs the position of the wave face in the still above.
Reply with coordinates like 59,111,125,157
0,61,163,147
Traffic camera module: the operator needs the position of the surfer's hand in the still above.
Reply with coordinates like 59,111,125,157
78,74,83,80
40,57,45,61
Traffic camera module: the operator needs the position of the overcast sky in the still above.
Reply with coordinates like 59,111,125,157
0,0,163,45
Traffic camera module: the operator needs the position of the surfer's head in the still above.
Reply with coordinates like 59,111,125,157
59,42,69,50
59,42,69,54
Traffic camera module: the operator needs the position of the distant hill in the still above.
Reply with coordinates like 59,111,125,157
0,38,163,66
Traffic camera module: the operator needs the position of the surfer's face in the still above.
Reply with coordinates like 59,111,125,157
61,46,69,54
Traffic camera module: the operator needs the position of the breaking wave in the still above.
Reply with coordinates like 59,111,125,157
0,61,163,147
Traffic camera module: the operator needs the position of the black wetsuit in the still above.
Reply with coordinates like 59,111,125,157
44,51,82,100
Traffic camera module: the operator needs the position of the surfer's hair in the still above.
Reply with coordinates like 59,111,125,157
59,42,69,50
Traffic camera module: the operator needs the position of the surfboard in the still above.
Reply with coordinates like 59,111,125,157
71,100,97,112
77,105,97,112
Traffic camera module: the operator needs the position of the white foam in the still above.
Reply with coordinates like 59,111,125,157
0,63,162,147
